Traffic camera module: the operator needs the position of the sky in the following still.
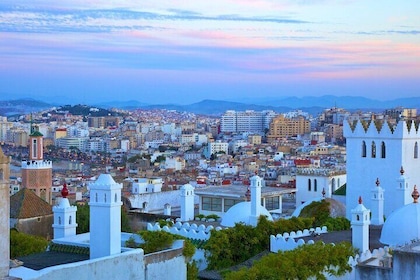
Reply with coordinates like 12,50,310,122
0,0,419,105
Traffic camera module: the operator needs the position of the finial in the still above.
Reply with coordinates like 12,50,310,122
245,187,251,201
322,188,326,198
61,182,69,198
400,166,405,175
412,185,419,203
376,178,380,187
358,196,362,204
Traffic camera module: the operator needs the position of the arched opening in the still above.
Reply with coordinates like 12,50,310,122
308,179,311,191
371,141,376,158
314,179,318,192
381,141,386,158
415,142,418,159
362,141,366,157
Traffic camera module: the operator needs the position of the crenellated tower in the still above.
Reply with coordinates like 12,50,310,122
344,119,420,218
21,124,52,204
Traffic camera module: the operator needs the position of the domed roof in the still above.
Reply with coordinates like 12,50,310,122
380,187,420,247
380,202,420,246
220,201,273,227
181,184,194,191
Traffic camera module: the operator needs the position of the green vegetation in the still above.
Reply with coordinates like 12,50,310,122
204,212,350,270
299,200,350,231
224,242,356,280
333,184,347,195
10,229,49,258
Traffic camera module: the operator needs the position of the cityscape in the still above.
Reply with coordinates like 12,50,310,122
1,0,420,279
1,101,420,279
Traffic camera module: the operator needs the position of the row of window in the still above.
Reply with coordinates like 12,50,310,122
201,196,280,212
361,141,419,159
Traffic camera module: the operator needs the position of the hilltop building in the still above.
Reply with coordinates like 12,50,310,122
21,124,53,204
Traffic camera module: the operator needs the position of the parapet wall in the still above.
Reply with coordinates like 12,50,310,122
147,221,222,240
270,226,327,252
21,160,52,169
344,120,420,138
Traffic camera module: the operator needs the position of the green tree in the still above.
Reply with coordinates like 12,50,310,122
224,242,356,280
10,229,48,258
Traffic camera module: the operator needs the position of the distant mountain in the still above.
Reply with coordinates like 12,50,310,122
0,98,52,116
1,95,419,118
241,95,420,110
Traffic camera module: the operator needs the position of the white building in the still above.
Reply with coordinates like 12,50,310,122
295,168,346,206
203,140,228,159
344,119,420,218
131,177,163,194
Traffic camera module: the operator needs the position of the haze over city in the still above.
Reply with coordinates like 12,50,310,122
1,0,419,105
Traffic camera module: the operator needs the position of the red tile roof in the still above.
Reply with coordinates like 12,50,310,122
10,188,53,219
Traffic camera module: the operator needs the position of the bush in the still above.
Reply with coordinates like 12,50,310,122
138,231,175,254
10,229,48,258
224,242,356,280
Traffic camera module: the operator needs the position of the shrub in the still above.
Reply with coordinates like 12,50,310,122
10,230,48,258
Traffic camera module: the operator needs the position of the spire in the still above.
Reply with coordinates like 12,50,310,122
358,196,363,204
376,178,380,187
245,187,251,201
412,185,419,203
400,166,405,175
61,182,69,198
322,188,326,198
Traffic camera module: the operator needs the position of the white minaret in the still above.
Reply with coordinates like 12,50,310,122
53,183,78,239
370,178,384,225
396,166,410,208
249,174,262,227
351,196,370,253
180,184,195,222
89,174,122,259
0,147,11,278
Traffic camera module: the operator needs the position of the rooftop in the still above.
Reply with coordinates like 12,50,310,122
195,184,296,199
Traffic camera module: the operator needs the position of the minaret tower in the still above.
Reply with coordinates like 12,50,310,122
371,178,384,225
396,166,410,208
249,173,262,227
180,184,195,222
21,124,52,204
0,146,11,278
351,196,370,253
89,174,122,259
53,183,78,239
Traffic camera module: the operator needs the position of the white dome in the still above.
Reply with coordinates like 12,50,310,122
94,174,116,185
380,202,420,247
292,197,323,217
221,201,273,227
181,184,194,191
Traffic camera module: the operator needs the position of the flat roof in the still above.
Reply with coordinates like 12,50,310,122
195,185,296,199
18,251,89,271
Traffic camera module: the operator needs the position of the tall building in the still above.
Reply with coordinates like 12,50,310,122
21,125,53,204
221,110,275,133
266,115,310,143
344,119,420,218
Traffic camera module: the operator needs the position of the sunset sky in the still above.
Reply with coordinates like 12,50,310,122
1,0,419,105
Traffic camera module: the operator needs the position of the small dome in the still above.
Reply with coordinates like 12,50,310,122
221,202,273,227
380,203,420,246
181,184,194,191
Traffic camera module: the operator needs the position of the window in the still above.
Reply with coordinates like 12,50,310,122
265,196,280,211
202,197,222,211
314,179,318,192
371,141,376,158
32,139,37,159
224,199,242,212
415,142,418,159
0,169,3,180
308,179,311,191
362,141,366,157
381,142,386,158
